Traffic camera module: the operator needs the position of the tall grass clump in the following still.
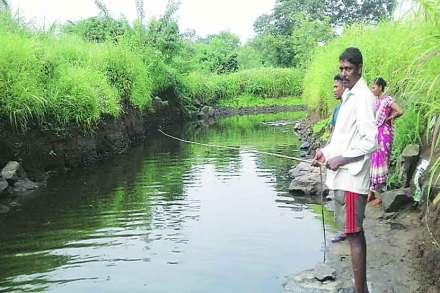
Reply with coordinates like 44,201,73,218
0,31,47,129
46,65,120,128
97,45,153,110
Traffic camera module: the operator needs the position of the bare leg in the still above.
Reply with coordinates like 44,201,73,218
348,231,369,293
367,191,375,202
372,191,382,208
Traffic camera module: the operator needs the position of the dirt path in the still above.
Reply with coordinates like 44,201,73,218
327,204,421,292
284,203,423,292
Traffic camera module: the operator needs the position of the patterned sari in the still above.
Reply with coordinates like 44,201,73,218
370,96,394,191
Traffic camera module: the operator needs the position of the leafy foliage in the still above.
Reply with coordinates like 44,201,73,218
64,17,130,43
193,32,241,73
250,0,394,67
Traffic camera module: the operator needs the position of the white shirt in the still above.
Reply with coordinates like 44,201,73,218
321,78,377,194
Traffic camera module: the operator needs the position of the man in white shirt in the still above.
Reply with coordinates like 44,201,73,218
313,47,377,293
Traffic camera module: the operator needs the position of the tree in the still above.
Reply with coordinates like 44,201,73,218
194,32,241,73
255,0,395,34
0,0,9,11
325,0,395,26
253,14,273,35
251,0,394,67
94,0,110,19
145,0,182,60
136,0,145,26
272,0,325,34
64,17,130,43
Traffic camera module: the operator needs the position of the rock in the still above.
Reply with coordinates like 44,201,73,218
300,141,311,151
314,263,337,282
284,269,345,293
0,177,8,194
381,188,413,212
398,144,420,187
337,289,354,293
12,178,38,193
198,105,215,120
1,161,26,182
288,162,314,178
289,174,329,195
389,222,406,230
288,163,328,195
383,212,399,220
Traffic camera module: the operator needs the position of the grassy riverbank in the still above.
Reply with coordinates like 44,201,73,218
0,11,302,132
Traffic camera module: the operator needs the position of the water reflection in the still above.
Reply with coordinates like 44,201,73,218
0,111,330,293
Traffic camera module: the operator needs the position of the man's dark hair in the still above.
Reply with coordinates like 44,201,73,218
374,77,387,90
334,73,343,82
339,47,363,66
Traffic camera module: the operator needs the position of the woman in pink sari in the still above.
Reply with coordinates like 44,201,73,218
368,77,403,206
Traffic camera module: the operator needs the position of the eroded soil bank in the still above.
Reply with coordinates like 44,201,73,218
0,106,181,180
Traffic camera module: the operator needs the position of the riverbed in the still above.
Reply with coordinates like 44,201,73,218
0,112,329,293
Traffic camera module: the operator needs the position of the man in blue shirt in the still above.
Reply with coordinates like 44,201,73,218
329,73,345,138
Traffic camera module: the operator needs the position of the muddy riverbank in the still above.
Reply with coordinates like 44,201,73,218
285,119,439,293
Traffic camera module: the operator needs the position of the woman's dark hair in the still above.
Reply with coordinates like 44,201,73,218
334,73,343,82
374,77,387,90
339,47,363,66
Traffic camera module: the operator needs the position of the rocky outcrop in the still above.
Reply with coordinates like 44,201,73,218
382,188,414,212
2,161,26,183
288,162,329,195
399,144,420,187
0,161,38,196
284,265,349,293
314,263,337,282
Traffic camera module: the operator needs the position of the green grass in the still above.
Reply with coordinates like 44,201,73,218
217,94,304,109
182,67,304,105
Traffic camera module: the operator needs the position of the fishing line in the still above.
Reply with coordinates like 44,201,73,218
158,128,327,261
158,129,314,164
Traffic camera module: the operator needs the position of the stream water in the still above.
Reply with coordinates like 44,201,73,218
0,112,329,293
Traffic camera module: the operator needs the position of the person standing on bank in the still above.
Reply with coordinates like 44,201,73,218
329,73,345,139
313,47,377,293
329,73,348,243
368,77,404,206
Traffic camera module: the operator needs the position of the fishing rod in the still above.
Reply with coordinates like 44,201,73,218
158,128,327,261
